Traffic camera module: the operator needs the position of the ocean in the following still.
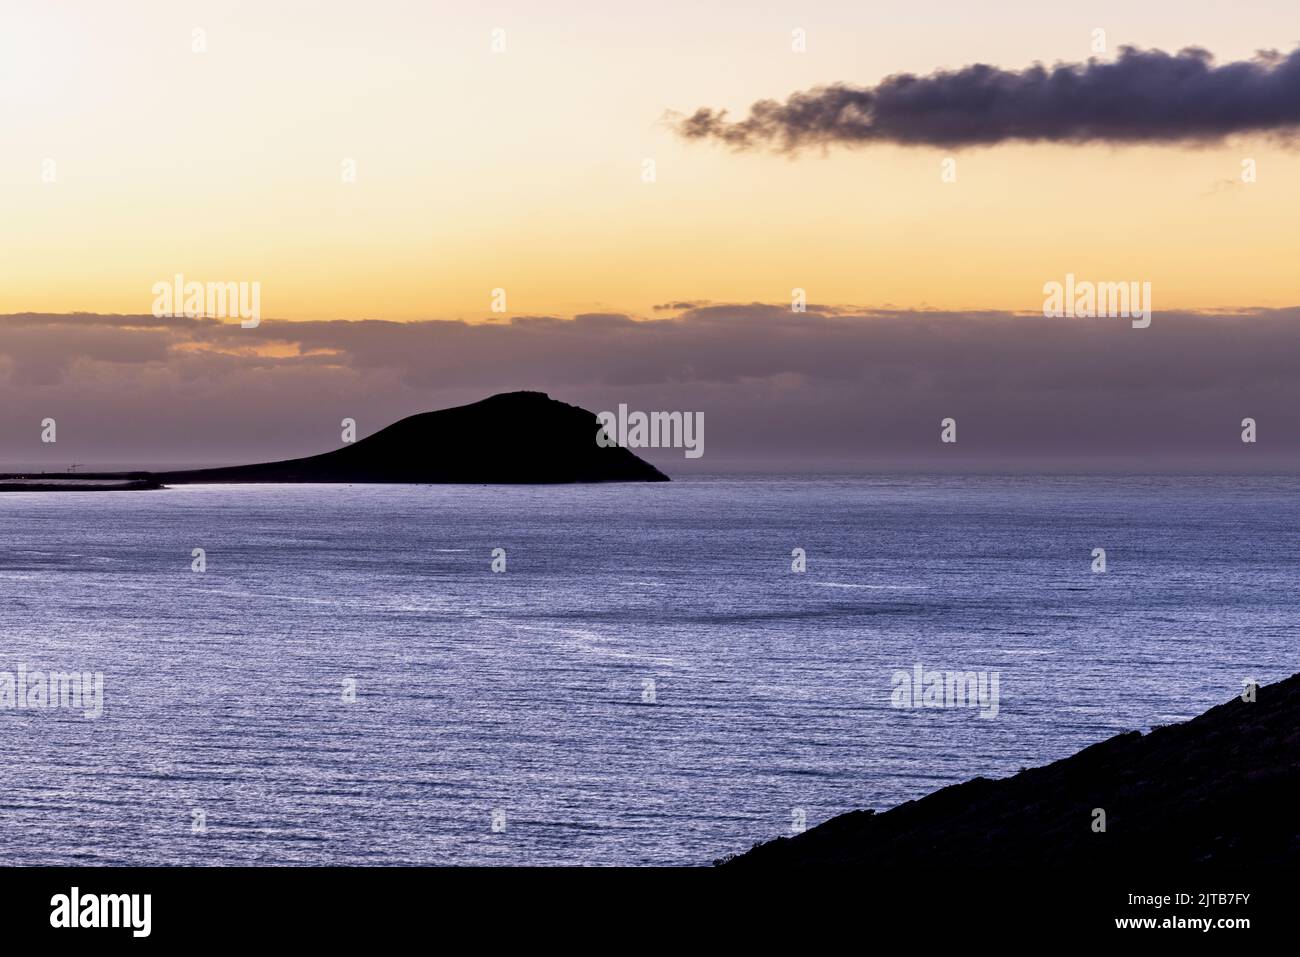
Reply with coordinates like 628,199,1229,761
1,476,1295,865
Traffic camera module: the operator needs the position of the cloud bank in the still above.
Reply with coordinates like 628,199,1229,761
673,46,1300,151
3,307,1300,472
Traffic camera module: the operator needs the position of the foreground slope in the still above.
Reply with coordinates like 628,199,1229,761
723,673,1300,868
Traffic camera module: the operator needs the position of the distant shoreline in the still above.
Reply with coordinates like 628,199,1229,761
0,392,670,491
0,478,164,492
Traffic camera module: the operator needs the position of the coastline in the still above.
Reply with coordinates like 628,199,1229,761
0,478,164,492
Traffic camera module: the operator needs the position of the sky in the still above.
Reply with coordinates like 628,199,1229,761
1,1,1298,469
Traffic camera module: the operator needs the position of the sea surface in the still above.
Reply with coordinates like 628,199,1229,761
1,476,1295,865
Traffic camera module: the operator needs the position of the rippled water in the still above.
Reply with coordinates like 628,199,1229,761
1,476,1296,865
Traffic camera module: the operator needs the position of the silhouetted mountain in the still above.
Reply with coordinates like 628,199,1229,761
152,392,669,485
722,673,1300,868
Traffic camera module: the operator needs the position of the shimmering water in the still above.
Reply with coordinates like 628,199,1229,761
1,476,1295,865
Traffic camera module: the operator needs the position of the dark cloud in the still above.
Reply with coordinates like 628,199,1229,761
672,46,1300,151
653,300,713,312
2,307,1299,471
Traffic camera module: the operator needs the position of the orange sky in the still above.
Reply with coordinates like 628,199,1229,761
2,0,1297,321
